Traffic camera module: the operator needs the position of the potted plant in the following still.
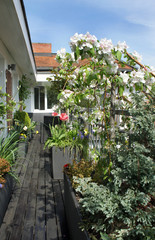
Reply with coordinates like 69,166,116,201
12,110,36,157
44,112,88,179
0,131,19,226
0,158,13,226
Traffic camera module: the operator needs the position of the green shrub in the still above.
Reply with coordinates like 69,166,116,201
14,110,31,128
72,93,155,240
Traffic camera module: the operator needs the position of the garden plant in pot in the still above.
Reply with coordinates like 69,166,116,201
47,32,155,239
12,110,36,157
0,87,20,226
44,112,89,179
0,131,19,226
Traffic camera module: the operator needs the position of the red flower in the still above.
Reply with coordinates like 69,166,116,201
60,113,68,121
64,163,70,169
52,112,58,116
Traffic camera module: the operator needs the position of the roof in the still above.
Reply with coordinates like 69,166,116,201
32,43,133,72
0,0,36,80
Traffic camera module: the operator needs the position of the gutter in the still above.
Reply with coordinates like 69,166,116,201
20,0,37,71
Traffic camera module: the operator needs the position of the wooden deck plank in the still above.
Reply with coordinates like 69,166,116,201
45,157,58,240
7,189,29,240
21,181,38,240
53,180,69,240
8,143,39,240
0,140,35,240
34,148,46,240
0,134,70,240
21,151,40,240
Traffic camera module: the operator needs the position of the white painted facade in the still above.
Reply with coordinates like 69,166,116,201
24,72,55,113
0,0,37,135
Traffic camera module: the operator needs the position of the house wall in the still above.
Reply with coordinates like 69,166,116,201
24,87,34,113
0,56,7,136
0,41,23,136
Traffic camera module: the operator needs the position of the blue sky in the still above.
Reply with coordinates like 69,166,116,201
24,0,155,67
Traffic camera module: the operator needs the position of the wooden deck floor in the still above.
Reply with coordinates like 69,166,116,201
0,134,69,240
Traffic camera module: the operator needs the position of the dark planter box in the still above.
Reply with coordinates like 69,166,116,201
0,175,13,226
18,140,28,158
51,147,74,179
64,173,90,240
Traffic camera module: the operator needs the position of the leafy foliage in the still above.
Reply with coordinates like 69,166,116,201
13,110,36,139
0,158,10,184
49,33,155,239
0,87,16,129
0,131,19,164
65,159,96,187
44,124,70,149
73,94,155,240
14,110,31,128
44,123,88,157
0,131,20,186
18,75,32,102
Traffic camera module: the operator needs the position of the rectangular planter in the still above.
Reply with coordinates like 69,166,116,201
64,173,90,240
51,147,74,179
0,175,13,226
18,140,28,158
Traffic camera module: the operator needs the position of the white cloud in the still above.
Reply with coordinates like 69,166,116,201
75,0,155,28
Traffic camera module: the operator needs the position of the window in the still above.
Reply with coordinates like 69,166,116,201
34,86,45,110
46,85,59,109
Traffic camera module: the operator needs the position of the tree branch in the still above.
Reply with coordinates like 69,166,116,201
126,52,155,78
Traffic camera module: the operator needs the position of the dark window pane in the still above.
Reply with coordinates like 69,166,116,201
40,86,45,110
34,88,39,109
47,86,58,109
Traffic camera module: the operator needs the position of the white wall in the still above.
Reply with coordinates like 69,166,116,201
0,55,7,137
0,41,25,136
24,87,34,113
36,73,53,82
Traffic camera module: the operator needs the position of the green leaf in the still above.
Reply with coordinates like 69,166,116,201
100,232,111,240
118,85,124,96
116,51,122,61
135,82,143,91
75,46,80,60
90,47,95,56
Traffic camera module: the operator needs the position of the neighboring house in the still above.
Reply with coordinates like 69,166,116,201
0,0,36,136
25,43,59,124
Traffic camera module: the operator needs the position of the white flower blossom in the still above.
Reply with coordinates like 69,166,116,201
98,38,113,54
23,126,28,131
107,63,118,74
70,52,75,61
62,90,74,99
51,105,59,112
85,94,95,101
120,72,129,84
150,66,155,75
116,144,121,149
115,41,129,52
132,51,142,62
130,69,145,84
57,48,66,59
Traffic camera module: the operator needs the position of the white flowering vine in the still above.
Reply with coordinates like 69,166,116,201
48,32,155,161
